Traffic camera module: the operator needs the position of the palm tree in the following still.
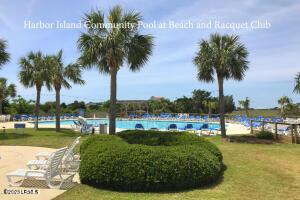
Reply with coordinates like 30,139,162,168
278,96,291,116
0,39,10,68
0,78,16,114
194,33,249,137
78,6,154,134
204,100,218,117
48,50,85,132
293,72,300,94
19,51,51,129
238,97,250,117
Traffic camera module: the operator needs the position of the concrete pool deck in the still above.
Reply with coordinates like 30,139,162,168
0,146,79,200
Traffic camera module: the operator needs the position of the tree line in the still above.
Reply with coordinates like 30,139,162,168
0,89,235,116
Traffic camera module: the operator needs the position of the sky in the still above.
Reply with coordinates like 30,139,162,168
0,0,299,108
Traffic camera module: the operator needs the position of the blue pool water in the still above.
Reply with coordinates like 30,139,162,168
37,118,220,130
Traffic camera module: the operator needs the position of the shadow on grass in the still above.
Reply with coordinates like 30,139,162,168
226,134,275,144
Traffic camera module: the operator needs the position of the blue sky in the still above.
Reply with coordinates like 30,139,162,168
0,0,299,108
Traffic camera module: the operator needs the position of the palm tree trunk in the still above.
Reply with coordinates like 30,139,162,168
109,67,117,135
281,105,284,116
35,86,41,130
55,88,61,132
217,77,226,138
0,99,3,115
208,105,212,118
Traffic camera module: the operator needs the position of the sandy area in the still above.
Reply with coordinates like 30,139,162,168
0,146,79,200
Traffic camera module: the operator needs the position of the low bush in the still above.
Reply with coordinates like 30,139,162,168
79,131,223,192
256,131,274,140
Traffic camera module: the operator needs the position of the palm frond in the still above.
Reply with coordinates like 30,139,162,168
0,39,10,67
127,34,154,72
0,77,16,100
294,72,300,94
108,5,122,24
193,40,215,82
194,33,249,83
49,51,85,91
18,51,48,88
83,9,106,35
78,5,154,78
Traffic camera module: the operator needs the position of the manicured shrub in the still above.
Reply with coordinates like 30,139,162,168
79,131,223,192
256,131,274,140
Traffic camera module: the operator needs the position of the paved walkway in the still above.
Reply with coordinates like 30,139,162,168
0,146,79,200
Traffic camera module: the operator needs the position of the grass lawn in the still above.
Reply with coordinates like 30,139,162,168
0,129,299,200
0,128,83,148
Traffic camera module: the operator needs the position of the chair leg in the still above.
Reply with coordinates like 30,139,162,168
46,175,64,189
7,176,25,187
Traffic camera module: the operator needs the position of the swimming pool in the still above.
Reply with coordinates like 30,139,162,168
36,118,220,130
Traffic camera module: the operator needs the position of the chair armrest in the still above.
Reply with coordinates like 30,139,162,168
25,170,46,177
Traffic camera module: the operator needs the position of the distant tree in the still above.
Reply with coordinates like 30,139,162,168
19,51,51,129
68,100,86,110
278,96,292,116
0,78,16,114
191,89,211,113
294,72,300,94
60,102,67,109
224,95,236,113
40,101,56,114
148,99,173,114
285,103,300,116
10,95,35,115
0,39,10,68
174,96,193,113
88,104,100,110
238,97,250,116
204,100,218,117
194,33,249,137
78,5,154,134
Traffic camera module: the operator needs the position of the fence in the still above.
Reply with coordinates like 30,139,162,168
250,120,299,144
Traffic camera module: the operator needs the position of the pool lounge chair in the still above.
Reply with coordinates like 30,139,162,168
6,147,75,189
168,124,178,131
185,123,194,131
189,115,195,121
210,127,221,135
180,115,187,120
27,138,81,172
135,123,144,130
202,115,209,122
273,126,290,135
77,117,94,134
200,123,212,135
35,137,81,160
71,120,82,132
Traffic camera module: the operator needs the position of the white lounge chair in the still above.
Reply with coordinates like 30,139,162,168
27,137,81,172
71,120,82,132
35,136,80,160
6,147,75,189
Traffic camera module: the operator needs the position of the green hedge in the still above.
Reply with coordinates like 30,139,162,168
79,130,223,192
256,131,274,140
